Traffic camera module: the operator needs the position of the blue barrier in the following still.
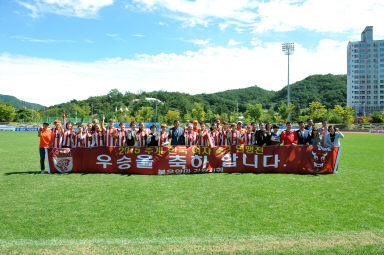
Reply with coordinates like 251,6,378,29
15,128,39,131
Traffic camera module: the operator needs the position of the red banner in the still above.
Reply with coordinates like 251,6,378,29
47,145,340,175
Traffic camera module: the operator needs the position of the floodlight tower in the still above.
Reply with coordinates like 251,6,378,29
282,42,294,121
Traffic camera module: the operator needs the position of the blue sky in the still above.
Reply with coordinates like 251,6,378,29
1,0,384,106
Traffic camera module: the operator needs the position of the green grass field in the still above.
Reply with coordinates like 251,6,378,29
0,132,383,254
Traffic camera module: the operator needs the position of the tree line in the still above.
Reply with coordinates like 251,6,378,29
1,74,383,124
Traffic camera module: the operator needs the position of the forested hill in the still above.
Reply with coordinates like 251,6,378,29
271,74,346,109
44,74,346,120
0,94,45,110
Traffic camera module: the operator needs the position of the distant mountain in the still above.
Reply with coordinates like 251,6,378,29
46,74,347,119
0,94,46,110
270,74,346,109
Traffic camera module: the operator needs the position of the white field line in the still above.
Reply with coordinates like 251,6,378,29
0,229,383,248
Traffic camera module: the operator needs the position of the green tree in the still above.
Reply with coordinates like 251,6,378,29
166,110,180,123
191,102,205,121
135,106,154,122
277,102,294,123
15,108,41,122
245,104,263,122
370,111,383,123
382,110,384,122
0,103,16,122
73,104,91,122
333,105,354,124
183,111,192,123
205,110,215,123
308,101,327,122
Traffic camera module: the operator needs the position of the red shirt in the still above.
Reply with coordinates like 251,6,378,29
280,130,298,145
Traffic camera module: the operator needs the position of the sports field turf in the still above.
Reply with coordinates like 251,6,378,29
0,132,383,254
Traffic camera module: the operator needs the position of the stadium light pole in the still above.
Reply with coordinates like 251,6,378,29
282,42,294,122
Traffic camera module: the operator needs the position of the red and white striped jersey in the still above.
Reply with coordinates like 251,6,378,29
84,132,94,148
159,131,169,146
184,131,198,146
73,132,85,148
136,130,148,147
62,130,74,147
228,130,241,145
52,129,63,148
219,130,230,146
242,132,254,145
199,129,214,147
115,129,128,147
92,131,105,147
210,131,220,146
104,127,116,147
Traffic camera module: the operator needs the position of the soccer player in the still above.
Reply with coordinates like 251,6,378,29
280,122,298,146
62,122,74,148
228,123,241,145
192,120,199,132
114,122,128,147
241,125,254,145
198,122,213,147
84,123,94,148
38,122,52,174
214,118,221,130
210,123,220,146
219,121,230,146
236,121,244,134
135,122,148,147
73,125,85,148
104,118,116,147
159,123,169,146
184,124,197,147
184,120,191,132
92,124,105,147
51,121,64,148
127,120,137,146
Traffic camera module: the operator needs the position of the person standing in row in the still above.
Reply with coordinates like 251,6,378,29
169,120,185,146
280,122,298,146
324,126,344,148
297,121,310,145
38,122,52,174
318,120,329,147
159,123,169,146
147,125,159,147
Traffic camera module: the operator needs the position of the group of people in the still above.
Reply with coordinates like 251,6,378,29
37,117,344,173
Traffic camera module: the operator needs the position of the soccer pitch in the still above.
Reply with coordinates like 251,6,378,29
0,132,383,254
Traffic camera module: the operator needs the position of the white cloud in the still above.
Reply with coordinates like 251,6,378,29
132,34,145,37
228,40,241,46
10,35,75,43
132,0,259,25
17,0,114,18
186,39,210,46
106,33,119,37
252,0,384,37
0,39,347,107
132,0,384,37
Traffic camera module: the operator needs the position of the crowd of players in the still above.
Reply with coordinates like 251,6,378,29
37,117,344,173
39,117,344,149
